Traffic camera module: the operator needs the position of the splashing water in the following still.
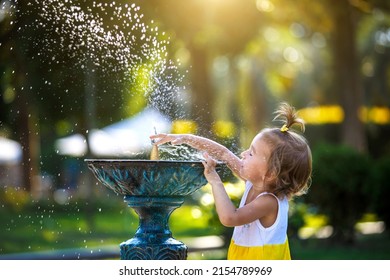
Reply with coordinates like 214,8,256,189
16,0,186,116
5,0,200,160
158,144,205,162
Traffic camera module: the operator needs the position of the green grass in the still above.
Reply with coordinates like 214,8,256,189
0,196,221,255
1,195,390,260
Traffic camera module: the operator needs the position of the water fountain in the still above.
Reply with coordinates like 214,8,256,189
85,158,207,260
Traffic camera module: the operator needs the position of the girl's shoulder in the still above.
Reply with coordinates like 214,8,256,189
257,192,288,205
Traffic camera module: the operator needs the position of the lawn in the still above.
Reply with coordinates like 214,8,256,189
1,190,390,260
0,193,222,255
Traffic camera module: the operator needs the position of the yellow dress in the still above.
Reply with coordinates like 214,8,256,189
227,182,291,260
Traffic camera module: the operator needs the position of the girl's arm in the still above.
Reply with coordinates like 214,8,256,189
150,133,242,176
202,153,277,227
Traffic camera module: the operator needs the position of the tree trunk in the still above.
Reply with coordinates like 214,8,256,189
329,0,367,152
14,68,40,196
12,11,41,195
188,45,214,138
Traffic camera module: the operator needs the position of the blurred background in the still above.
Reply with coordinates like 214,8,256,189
1,0,390,259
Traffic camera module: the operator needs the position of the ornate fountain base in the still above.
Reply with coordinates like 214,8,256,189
120,195,187,260
85,159,207,260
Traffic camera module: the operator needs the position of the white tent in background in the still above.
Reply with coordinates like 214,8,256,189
55,133,86,157
0,137,22,164
55,107,171,157
0,137,23,188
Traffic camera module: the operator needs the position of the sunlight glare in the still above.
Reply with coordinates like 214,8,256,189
256,0,275,12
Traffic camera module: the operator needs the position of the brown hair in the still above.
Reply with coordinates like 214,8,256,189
262,103,312,199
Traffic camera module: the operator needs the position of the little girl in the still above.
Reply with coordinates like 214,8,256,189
150,102,312,260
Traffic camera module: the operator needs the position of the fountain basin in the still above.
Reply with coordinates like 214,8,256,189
85,159,208,260
85,159,207,196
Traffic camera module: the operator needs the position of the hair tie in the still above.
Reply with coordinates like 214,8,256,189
280,124,289,132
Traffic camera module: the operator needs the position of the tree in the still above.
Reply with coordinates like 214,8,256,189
1,0,41,194
133,0,263,136
314,0,390,152
139,0,390,152
258,0,390,152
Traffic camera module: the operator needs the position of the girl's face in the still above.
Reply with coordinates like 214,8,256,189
240,133,272,183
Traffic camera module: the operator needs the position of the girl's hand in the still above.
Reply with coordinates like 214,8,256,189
150,133,185,146
202,152,222,184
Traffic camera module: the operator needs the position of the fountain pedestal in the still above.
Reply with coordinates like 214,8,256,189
85,159,207,260
121,196,186,259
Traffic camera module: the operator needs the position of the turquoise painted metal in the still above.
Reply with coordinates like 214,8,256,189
85,159,207,260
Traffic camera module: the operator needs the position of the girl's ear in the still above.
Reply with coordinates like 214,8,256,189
265,170,277,183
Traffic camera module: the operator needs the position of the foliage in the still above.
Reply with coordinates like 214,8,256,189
288,198,307,239
306,143,371,244
197,182,244,247
0,186,31,212
368,156,390,232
